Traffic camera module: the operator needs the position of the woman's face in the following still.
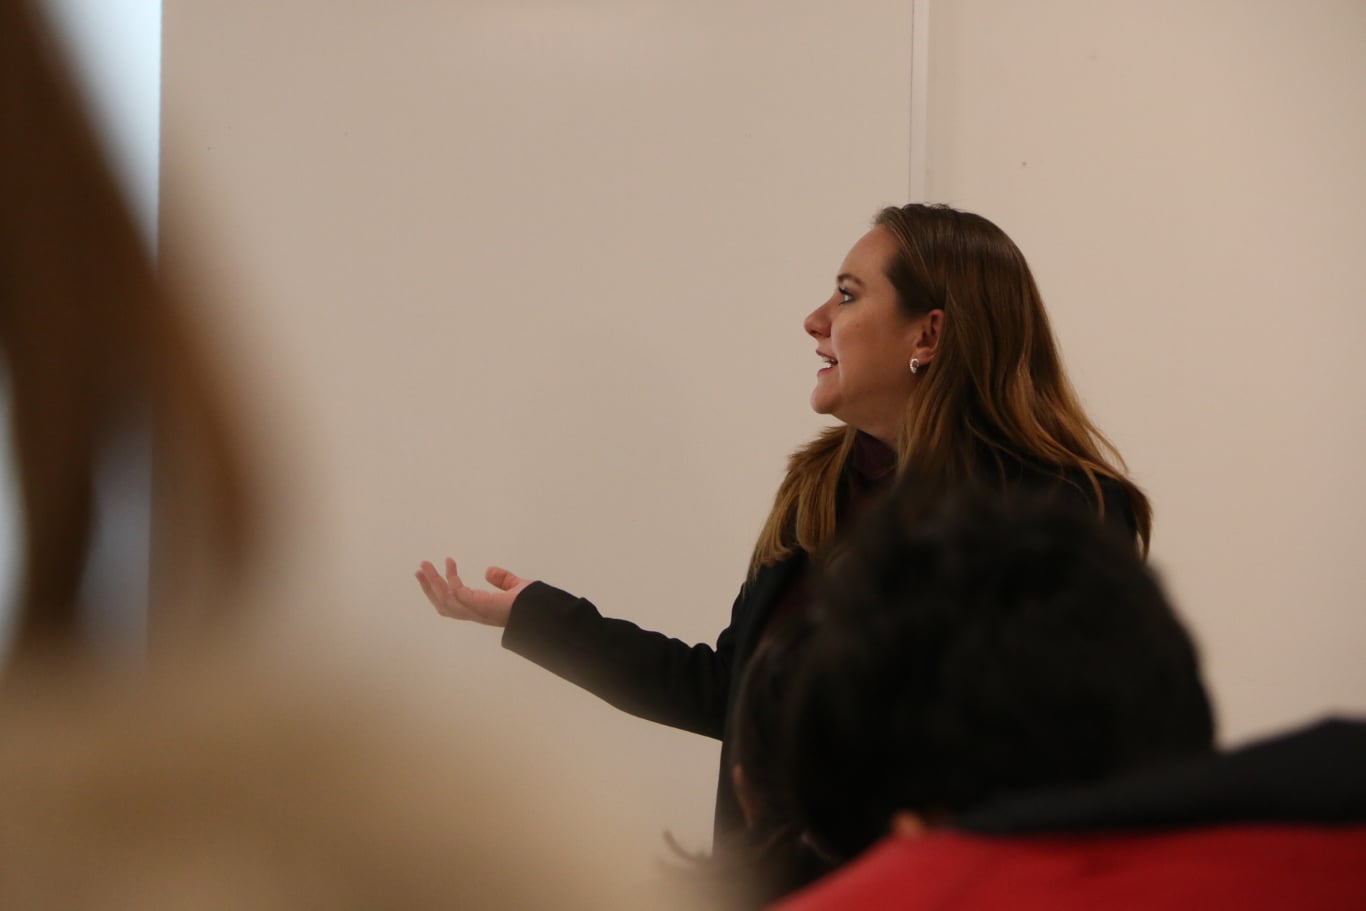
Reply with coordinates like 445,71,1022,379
804,226,927,444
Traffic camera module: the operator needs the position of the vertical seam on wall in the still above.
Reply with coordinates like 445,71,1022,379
908,0,931,201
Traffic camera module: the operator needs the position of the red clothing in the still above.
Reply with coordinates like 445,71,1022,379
774,826,1366,911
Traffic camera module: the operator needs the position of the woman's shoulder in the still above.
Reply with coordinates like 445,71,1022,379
996,455,1138,540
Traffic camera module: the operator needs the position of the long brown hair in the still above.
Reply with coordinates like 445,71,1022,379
751,204,1150,572
0,0,255,667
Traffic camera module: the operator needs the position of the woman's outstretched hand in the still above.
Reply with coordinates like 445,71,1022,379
414,558,532,628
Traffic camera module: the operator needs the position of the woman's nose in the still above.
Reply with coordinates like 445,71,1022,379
804,303,828,339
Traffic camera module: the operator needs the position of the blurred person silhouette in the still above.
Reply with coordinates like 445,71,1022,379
416,196,1154,852
0,0,253,676
767,490,1366,910
0,2,698,907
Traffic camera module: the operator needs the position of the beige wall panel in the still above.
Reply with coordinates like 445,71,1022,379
161,1,914,863
926,0,1366,742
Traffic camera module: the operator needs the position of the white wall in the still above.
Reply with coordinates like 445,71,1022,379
161,0,1366,871
160,0,915,861
926,0,1366,742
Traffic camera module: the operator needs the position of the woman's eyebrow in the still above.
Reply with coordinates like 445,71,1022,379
836,273,864,286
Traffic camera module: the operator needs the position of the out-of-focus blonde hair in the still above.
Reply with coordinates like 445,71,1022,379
0,648,685,911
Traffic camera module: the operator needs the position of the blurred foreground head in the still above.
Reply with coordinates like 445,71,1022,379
0,0,254,669
0,651,684,911
787,490,1215,860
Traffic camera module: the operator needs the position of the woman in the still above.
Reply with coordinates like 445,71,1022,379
415,203,1150,844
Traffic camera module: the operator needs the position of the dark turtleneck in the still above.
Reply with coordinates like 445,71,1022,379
760,431,897,639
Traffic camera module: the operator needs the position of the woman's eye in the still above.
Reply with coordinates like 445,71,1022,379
838,287,854,304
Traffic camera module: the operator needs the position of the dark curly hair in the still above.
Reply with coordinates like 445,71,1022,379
784,489,1213,861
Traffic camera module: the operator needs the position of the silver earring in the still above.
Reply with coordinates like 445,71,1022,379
909,357,920,375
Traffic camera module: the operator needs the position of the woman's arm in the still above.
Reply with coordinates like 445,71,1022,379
500,581,738,740
415,558,740,740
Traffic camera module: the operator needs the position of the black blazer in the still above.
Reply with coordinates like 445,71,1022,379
501,467,1138,842
502,551,803,838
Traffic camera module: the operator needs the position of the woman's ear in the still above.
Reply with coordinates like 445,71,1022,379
909,308,944,366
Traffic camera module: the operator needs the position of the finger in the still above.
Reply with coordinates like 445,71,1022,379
415,571,454,617
417,561,450,597
416,573,445,613
444,557,466,588
485,565,525,591
444,558,480,599
443,559,504,615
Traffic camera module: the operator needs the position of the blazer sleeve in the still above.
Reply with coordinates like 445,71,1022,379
499,580,740,740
